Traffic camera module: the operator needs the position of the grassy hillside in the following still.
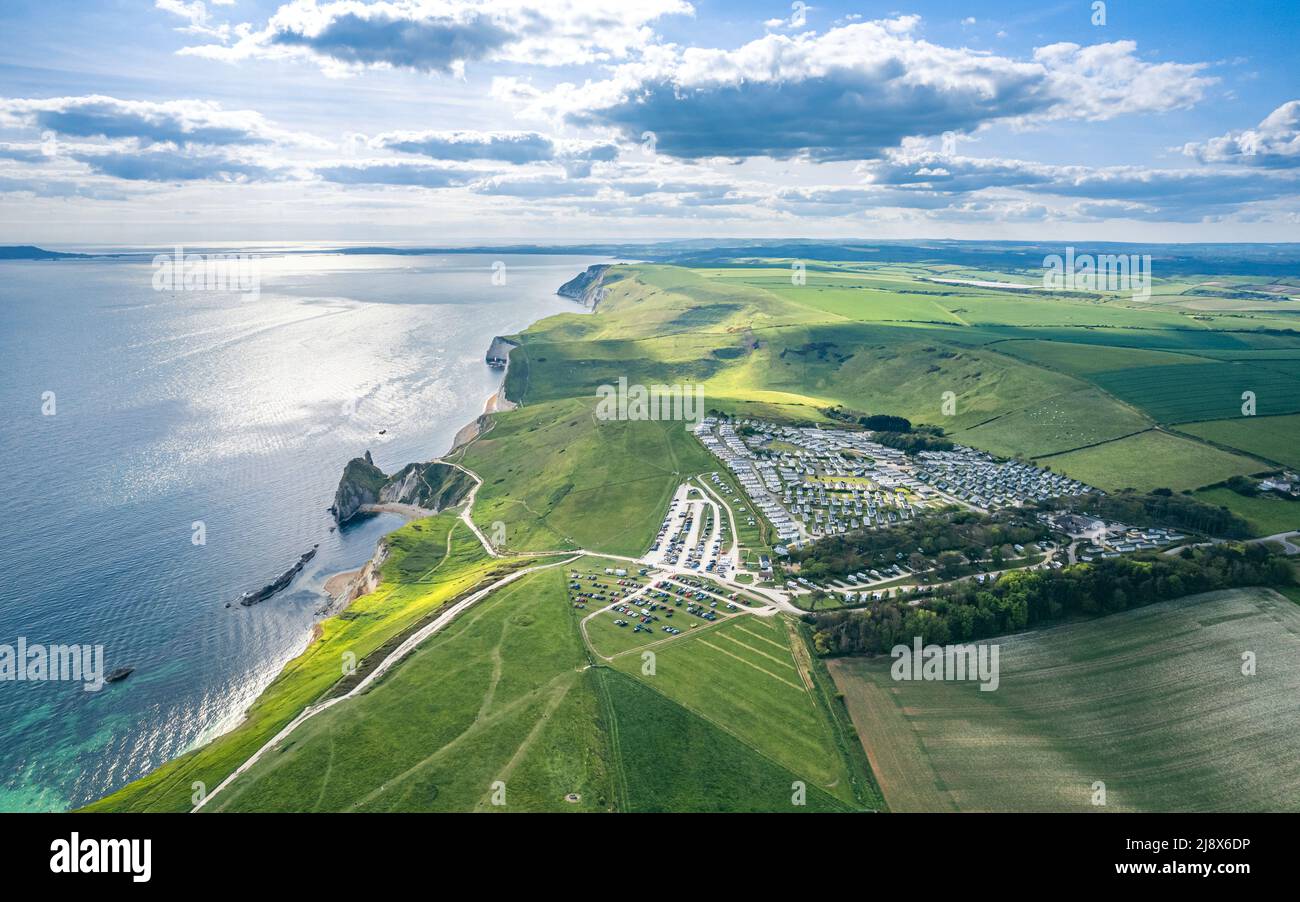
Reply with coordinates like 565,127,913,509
201,561,873,812
493,261,1290,493
87,513,524,812
454,397,715,557
91,256,1299,813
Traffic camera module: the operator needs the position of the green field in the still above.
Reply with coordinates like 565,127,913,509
94,256,1300,813
990,339,1217,375
1179,414,1300,469
456,396,715,557
504,262,1299,492
1090,362,1300,423
1193,487,1300,537
206,565,612,812
1036,429,1266,491
609,614,874,808
197,560,872,812
829,588,1300,812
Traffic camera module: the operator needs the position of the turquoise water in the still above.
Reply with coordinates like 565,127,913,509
0,251,601,809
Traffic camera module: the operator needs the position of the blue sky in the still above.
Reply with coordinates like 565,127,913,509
1,0,1297,245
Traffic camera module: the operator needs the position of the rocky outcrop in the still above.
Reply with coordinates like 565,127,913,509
331,453,474,524
557,264,612,307
331,450,388,524
238,546,319,606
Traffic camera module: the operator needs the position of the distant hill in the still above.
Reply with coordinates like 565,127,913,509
0,245,91,260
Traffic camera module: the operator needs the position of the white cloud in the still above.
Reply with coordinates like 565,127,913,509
181,0,695,74
1183,100,1300,168
155,0,233,40
0,95,322,148
517,19,1215,162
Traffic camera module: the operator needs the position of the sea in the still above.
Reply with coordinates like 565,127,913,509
0,250,605,810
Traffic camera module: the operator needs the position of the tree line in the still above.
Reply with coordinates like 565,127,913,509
792,509,1046,580
808,543,1293,656
1042,490,1252,538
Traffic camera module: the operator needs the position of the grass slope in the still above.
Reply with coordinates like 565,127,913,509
610,613,875,809
207,560,869,812
87,513,519,812
457,397,715,557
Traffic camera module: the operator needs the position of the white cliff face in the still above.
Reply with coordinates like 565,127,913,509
556,264,612,307
378,465,425,506
334,457,474,524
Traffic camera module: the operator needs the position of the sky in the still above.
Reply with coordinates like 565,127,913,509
0,0,1298,247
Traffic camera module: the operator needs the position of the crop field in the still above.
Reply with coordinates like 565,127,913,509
990,339,1216,375
1178,414,1300,469
609,613,871,808
829,588,1300,812
1090,361,1300,423
599,669,853,812
1037,429,1265,491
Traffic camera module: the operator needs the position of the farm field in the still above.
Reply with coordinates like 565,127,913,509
951,388,1151,460
90,257,1300,815
489,260,1297,519
1090,362,1300,423
599,668,853,812
1193,487,1300,537
1036,429,1266,492
829,588,1300,812
609,613,876,809
990,339,1217,375
1178,414,1300,470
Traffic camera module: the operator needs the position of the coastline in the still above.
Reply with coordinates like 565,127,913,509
83,268,601,812
316,375,508,613
448,353,517,453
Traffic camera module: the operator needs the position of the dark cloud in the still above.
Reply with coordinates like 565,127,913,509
571,73,1048,162
70,148,281,182
270,11,513,74
545,22,1213,163
376,130,555,163
1,96,280,147
0,174,129,200
859,151,1299,217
